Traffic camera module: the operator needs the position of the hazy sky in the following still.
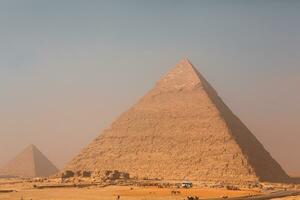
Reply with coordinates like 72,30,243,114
0,0,299,176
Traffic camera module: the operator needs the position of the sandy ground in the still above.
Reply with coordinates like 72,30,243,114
0,185,262,200
273,197,300,200
2,178,300,200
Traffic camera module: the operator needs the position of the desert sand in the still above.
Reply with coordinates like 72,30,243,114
1,176,300,200
0,187,261,200
0,178,263,200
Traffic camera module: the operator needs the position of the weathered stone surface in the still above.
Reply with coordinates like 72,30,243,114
65,59,289,183
102,170,130,181
81,171,92,177
61,170,75,179
0,145,58,178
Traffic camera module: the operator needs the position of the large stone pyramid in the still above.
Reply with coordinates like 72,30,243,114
65,59,289,183
0,144,58,178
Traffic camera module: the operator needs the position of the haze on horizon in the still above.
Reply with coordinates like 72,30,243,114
0,0,299,176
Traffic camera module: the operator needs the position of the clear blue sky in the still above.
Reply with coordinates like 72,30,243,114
0,0,299,175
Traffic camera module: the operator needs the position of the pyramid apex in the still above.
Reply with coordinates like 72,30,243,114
155,58,201,91
26,144,38,151
179,57,193,66
173,58,194,70
28,144,36,148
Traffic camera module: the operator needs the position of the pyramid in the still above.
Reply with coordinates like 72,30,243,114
65,59,289,183
0,145,58,178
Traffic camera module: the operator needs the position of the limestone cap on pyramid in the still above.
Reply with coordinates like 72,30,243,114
156,58,202,91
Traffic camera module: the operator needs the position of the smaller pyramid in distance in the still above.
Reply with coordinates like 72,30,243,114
0,144,58,178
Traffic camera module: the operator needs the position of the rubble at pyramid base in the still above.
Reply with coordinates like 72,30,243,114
1,172,300,200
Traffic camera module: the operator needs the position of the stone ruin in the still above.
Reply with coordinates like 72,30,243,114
101,170,130,181
61,170,91,179
59,169,130,183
